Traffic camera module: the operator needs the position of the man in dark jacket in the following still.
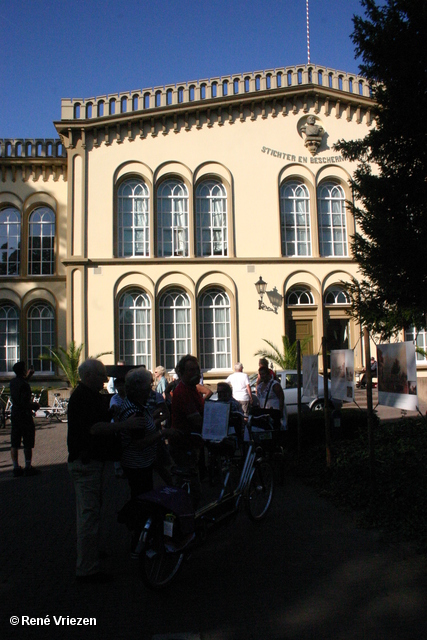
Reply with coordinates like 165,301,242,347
10,361,39,477
67,358,143,584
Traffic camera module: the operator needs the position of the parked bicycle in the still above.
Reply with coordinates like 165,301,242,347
120,420,275,589
39,393,69,422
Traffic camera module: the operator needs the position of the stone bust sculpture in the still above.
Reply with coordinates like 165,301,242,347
300,116,325,155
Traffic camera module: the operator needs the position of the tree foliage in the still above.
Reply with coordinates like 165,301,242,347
254,335,312,370
334,0,427,339
40,341,111,388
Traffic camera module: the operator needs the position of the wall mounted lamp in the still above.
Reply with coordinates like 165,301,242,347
255,276,283,314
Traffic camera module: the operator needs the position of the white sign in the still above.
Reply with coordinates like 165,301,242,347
202,402,230,440
377,342,418,411
331,349,354,402
302,355,318,397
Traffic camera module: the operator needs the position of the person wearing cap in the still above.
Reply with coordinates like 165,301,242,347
10,361,40,477
153,365,167,396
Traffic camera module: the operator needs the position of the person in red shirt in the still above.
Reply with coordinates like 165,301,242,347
171,355,204,506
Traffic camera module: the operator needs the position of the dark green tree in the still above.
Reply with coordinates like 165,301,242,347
334,0,427,339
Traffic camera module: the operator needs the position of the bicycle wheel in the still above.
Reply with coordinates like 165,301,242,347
245,461,274,521
139,518,185,589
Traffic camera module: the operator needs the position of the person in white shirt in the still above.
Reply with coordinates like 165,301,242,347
226,363,253,416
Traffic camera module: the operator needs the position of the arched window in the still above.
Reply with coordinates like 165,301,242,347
119,290,151,368
0,304,20,372
318,183,347,257
117,179,150,257
28,207,55,275
198,289,231,370
157,180,189,257
324,286,350,305
27,303,54,372
280,181,311,256
195,180,228,257
286,288,314,306
0,207,21,275
159,290,191,369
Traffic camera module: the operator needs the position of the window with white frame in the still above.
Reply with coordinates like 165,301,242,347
119,290,152,368
157,180,189,257
27,303,54,372
286,288,314,306
196,180,228,257
28,207,55,275
280,182,311,256
118,180,150,257
159,290,191,370
405,327,427,362
324,286,351,305
0,207,20,275
0,304,20,372
318,183,347,257
198,289,231,370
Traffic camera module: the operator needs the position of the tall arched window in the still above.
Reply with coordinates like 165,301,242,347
318,183,347,257
198,289,231,370
119,290,152,368
0,304,20,372
27,303,54,372
280,181,311,256
159,290,191,369
157,180,189,257
28,207,55,275
195,180,228,257
117,179,150,257
0,207,21,275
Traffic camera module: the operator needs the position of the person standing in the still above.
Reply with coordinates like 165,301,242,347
10,361,40,477
153,365,167,396
226,362,253,416
67,358,143,583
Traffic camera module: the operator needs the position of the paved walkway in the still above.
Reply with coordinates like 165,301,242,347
0,406,426,640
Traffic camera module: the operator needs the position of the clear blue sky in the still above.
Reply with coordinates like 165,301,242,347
1,0,365,140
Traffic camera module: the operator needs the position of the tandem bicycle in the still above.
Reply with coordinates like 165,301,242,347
119,405,276,589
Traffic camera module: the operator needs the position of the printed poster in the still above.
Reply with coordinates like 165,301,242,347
331,349,354,402
202,401,230,440
377,342,418,411
302,355,318,397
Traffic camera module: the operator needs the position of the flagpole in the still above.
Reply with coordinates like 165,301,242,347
306,0,311,64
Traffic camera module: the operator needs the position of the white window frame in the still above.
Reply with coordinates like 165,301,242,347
119,290,152,368
324,286,351,305
0,304,20,373
405,327,427,363
28,207,55,275
196,180,228,257
286,288,315,306
157,180,189,257
118,180,150,257
198,289,231,370
0,207,21,276
27,303,54,372
280,182,311,256
159,290,191,370
318,183,348,257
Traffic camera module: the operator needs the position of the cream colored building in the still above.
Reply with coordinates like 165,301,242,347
1,63,425,385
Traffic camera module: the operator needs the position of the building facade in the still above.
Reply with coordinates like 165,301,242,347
1,63,425,385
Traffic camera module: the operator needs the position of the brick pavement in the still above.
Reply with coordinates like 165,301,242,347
0,408,426,640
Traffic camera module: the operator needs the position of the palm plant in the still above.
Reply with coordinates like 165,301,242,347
39,341,111,388
254,335,313,371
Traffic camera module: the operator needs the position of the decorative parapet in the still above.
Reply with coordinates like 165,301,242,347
59,64,371,122
0,138,65,158
0,139,67,182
